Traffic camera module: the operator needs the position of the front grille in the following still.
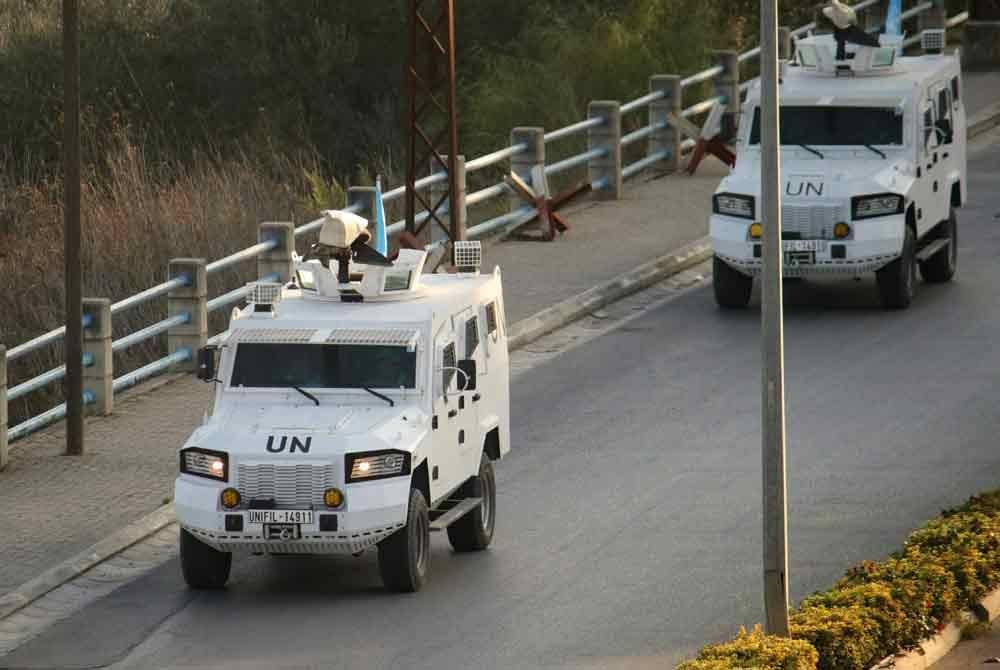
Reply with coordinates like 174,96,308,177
237,463,336,509
782,203,845,240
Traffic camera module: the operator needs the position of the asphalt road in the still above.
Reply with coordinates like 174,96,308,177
6,132,1000,670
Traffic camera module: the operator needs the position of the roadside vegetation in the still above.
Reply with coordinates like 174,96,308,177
676,490,1000,670
0,0,959,420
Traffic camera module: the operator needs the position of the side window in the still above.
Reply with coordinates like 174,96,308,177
938,88,951,122
950,76,960,108
485,302,498,335
465,317,479,356
923,105,935,152
441,342,456,391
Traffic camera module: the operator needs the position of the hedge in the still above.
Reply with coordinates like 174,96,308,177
675,489,1000,670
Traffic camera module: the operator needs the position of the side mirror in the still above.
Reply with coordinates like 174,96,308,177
197,347,216,382
457,359,477,392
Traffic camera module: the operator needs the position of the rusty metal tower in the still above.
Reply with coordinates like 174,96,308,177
405,0,461,247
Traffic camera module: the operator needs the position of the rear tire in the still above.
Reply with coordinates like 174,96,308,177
378,487,430,593
920,209,958,283
180,528,231,590
447,454,496,553
713,256,753,309
877,226,917,310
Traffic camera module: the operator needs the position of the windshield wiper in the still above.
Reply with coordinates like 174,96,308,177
362,387,394,408
292,386,320,406
863,144,887,159
797,144,824,159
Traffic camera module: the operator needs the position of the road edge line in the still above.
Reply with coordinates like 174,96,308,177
968,101,1000,140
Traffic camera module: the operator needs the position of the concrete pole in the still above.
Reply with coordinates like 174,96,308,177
711,51,741,143
1,346,7,471
167,259,207,373
587,101,622,200
649,76,683,172
257,222,295,284
760,0,790,638
510,127,546,210
63,0,83,456
82,299,113,416
427,155,467,246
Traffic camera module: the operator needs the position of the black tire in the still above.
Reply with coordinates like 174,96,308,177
920,209,958,283
713,256,753,309
447,454,496,553
378,487,430,593
180,528,232,590
877,226,917,310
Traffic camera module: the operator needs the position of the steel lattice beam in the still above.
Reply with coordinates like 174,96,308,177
406,0,461,246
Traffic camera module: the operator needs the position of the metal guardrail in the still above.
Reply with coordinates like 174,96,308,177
2,0,966,449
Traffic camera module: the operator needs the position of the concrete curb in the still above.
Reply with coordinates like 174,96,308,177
870,585,1000,670
0,236,713,628
968,100,1000,140
0,504,175,622
508,238,712,351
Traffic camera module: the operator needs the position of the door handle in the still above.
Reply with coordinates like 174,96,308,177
933,181,939,193
448,409,458,418
472,393,481,403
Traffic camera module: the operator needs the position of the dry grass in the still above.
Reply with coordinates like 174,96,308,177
0,129,321,424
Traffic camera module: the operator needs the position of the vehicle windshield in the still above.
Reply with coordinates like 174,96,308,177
230,343,416,389
749,106,903,146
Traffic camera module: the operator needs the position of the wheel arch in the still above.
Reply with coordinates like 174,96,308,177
950,181,962,208
411,459,430,504
483,426,501,461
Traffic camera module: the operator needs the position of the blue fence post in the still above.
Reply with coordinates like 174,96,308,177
588,101,622,200
1,346,7,471
167,259,207,373
82,298,113,415
257,222,295,284
649,75,682,172
711,51,740,142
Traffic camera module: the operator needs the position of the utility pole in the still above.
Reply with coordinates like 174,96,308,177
64,0,84,456
760,0,789,636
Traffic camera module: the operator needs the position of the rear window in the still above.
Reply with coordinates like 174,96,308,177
749,106,903,146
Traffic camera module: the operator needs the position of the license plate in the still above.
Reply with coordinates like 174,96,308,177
247,510,314,525
783,240,826,252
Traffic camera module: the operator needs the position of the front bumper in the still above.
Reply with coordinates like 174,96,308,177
175,474,409,554
710,214,905,277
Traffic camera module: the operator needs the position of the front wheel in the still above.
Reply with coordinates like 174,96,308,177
877,226,917,310
920,209,958,283
713,256,753,309
378,487,430,592
180,528,232,590
447,454,496,553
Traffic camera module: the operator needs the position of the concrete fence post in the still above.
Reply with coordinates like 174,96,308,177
1,346,7,471
510,127,546,210
167,259,207,373
427,155,467,246
82,298,113,416
712,51,741,142
862,3,886,33
257,222,295,284
587,101,622,200
347,186,377,221
649,75,682,172
778,27,793,62
966,0,1000,68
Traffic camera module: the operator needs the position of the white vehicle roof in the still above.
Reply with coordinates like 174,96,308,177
744,53,959,107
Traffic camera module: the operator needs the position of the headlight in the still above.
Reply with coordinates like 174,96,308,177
346,450,411,483
713,193,756,219
180,448,229,481
852,194,904,220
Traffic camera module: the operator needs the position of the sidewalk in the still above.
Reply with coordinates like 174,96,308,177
0,160,726,598
933,624,1000,669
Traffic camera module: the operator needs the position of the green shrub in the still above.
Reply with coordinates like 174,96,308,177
790,605,882,670
798,583,914,654
677,626,818,670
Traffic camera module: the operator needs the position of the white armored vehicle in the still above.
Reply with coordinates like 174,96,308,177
710,27,966,309
174,213,510,592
